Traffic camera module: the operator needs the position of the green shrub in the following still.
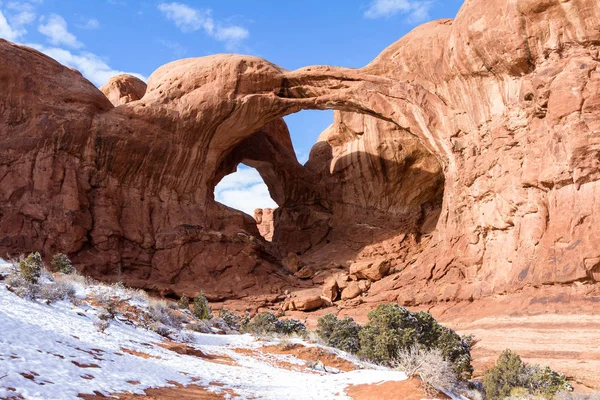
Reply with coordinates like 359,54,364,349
193,291,212,320
358,304,473,379
178,295,189,309
219,308,241,331
483,349,572,399
276,318,306,336
243,312,306,336
244,312,278,334
51,253,74,274
316,313,362,354
18,252,43,284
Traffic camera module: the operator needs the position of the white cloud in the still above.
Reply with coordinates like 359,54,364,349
364,0,432,22
214,25,248,42
6,2,36,26
1,4,144,88
158,2,248,50
39,14,82,48
0,2,37,41
214,166,277,215
0,10,22,40
78,18,100,30
157,2,212,32
158,39,187,57
27,43,146,86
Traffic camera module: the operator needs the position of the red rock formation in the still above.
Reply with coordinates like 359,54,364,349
254,208,274,241
100,74,147,106
0,0,598,307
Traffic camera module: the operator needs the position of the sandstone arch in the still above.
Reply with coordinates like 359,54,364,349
0,0,599,305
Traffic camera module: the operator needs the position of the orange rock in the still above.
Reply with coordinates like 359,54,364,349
349,259,391,282
0,0,599,306
294,296,324,311
295,266,316,280
341,282,363,300
100,73,146,106
322,278,339,302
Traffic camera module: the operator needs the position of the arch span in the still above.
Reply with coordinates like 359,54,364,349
1,0,599,305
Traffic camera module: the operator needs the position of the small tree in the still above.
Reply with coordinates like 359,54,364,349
51,253,74,274
193,291,212,320
483,349,572,399
358,304,473,378
18,252,43,284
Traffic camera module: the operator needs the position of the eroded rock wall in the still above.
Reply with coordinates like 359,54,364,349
0,0,598,305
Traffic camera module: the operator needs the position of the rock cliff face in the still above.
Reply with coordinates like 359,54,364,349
0,0,599,305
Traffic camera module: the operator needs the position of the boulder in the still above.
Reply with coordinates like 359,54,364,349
341,282,363,300
349,259,391,282
99,73,146,106
295,265,316,280
335,274,350,290
294,296,324,312
322,278,339,302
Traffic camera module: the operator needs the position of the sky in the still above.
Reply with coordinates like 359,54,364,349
0,0,464,215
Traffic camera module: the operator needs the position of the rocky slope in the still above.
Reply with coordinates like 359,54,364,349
0,0,598,318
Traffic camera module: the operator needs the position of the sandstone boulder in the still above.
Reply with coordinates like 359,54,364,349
335,274,350,290
322,278,339,302
295,266,316,280
294,296,324,312
341,282,363,300
99,73,146,106
349,259,391,282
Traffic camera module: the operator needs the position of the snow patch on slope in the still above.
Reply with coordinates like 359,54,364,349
0,258,407,399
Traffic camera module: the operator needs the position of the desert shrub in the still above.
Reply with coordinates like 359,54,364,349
483,350,572,399
193,292,212,320
39,281,76,302
244,312,279,334
18,252,43,284
219,308,241,331
358,304,473,379
94,292,122,319
122,287,149,303
51,253,74,274
6,272,39,299
149,322,171,337
148,300,186,329
243,312,306,336
6,263,75,303
316,313,362,354
188,320,211,333
276,318,307,336
396,345,458,397
178,295,189,309
94,319,110,333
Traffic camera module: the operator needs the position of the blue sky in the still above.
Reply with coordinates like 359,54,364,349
0,0,464,214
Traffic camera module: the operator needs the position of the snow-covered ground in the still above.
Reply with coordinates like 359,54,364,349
0,258,408,400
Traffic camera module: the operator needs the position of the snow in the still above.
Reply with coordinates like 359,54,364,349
0,258,408,399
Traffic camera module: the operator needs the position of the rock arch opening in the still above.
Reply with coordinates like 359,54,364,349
210,105,446,271
213,164,277,240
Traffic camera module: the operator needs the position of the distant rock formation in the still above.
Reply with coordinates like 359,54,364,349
254,208,274,241
0,0,598,305
100,74,147,106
